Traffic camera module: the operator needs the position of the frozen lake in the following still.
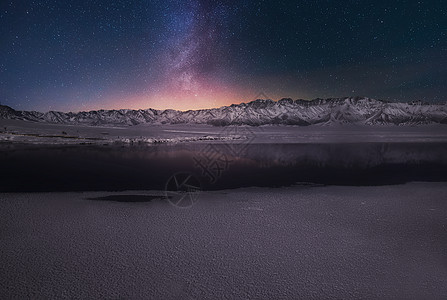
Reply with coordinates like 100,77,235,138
1,122,446,298
0,141,446,192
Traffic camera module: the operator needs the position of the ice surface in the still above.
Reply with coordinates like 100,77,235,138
0,183,446,298
1,119,447,145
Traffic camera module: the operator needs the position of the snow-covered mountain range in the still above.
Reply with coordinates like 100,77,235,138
1,97,446,126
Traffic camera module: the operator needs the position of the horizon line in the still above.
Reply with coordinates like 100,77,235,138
1,96,442,114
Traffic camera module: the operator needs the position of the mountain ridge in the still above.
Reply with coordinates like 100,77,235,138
1,97,446,126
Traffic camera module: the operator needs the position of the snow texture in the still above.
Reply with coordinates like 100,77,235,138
0,183,446,299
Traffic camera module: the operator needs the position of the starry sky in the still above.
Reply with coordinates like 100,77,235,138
0,0,446,112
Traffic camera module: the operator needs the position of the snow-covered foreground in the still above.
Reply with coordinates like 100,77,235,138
1,119,447,145
1,183,446,299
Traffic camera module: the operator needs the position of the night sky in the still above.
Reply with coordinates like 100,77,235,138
1,0,446,112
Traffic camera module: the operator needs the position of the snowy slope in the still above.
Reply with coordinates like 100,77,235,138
1,97,446,126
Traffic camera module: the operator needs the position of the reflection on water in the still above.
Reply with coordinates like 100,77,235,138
0,142,446,192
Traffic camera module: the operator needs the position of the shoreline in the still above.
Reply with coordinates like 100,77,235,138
1,120,447,145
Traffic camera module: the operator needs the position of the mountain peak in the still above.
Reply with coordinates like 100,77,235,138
1,98,445,126
0,104,20,119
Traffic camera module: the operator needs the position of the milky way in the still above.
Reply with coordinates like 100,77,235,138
153,0,241,110
1,0,446,111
